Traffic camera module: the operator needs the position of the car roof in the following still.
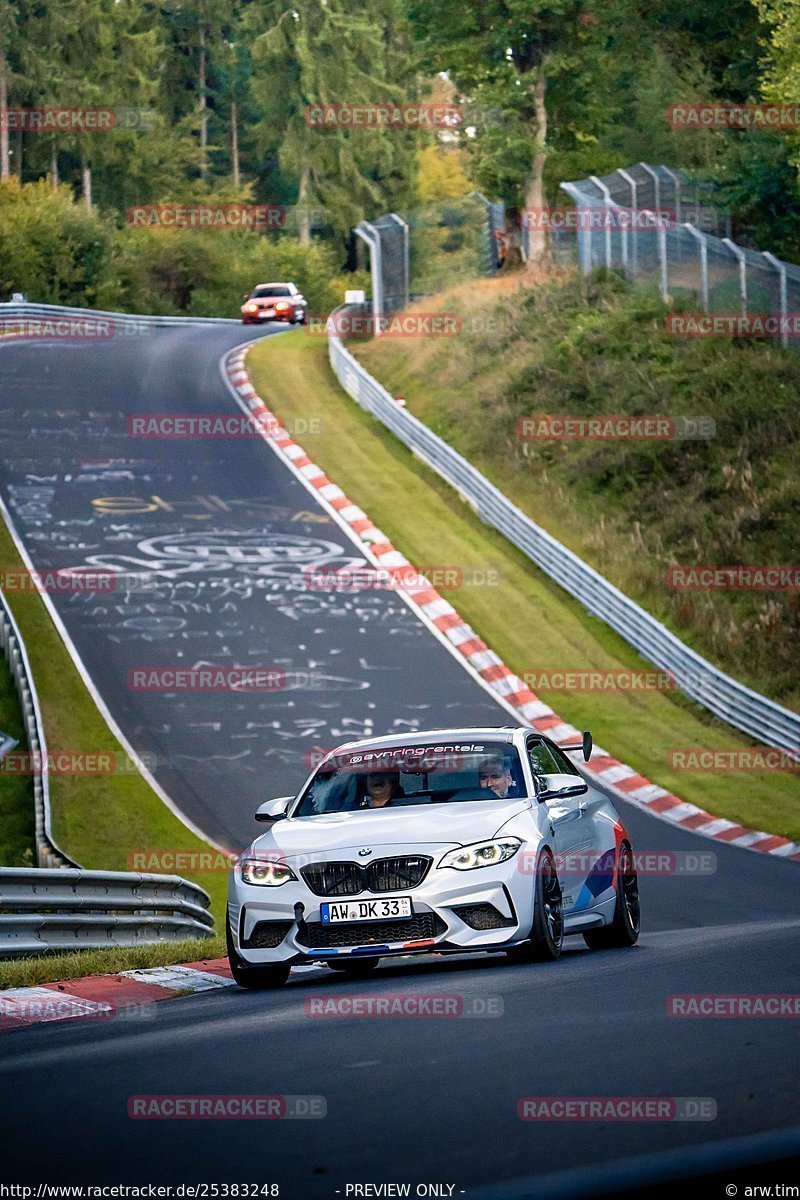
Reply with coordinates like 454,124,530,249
254,281,293,288
324,728,524,757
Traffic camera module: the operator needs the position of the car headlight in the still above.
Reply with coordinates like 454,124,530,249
244,303,258,313
240,857,297,886
438,838,522,871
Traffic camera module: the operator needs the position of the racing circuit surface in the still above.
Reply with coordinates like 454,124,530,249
0,328,799,1194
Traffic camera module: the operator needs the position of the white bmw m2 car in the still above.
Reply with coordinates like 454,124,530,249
227,727,640,988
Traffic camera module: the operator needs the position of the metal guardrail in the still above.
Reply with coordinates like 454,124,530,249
0,587,77,868
0,299,239,331
327,308,800,754
0,867,213,957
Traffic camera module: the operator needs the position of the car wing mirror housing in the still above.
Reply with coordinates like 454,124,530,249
536,773,589,801
255,795,293,823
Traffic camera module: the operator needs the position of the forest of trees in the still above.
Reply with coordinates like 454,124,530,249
1,0,799,309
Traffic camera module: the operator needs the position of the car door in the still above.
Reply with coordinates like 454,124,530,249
525,735,601,914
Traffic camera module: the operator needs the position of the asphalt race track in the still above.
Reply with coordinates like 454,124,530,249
1,328,799,1195
0,324,502,849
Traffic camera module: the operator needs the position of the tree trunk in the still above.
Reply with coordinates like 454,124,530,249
50,137,58,187
298,162,311,246
231,98,240,187
0,66,9,182
524,61,550,268
199,26,207,179
81,148,92,213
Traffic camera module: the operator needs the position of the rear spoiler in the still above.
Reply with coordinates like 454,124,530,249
560,731,593,762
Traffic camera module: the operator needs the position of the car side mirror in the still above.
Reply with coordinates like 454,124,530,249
536,773,589,801
255,795,293,822
561,731,593,762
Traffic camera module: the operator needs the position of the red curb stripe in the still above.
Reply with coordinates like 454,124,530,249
751,835,793,853
182,959,234,977
531,715,564,732
408,587,441,607
584,755,621,772
458,638,488,658
42,975,179,1005
678,812,718,830
480,664,514,684
646,794,684,813
714,824,757,842
432,612,465,632
615,773,653,793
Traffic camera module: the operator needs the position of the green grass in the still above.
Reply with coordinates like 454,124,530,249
246,328,800,841
0,650,34,866
356,270,800,712
0,935,225,991
0,519,229,922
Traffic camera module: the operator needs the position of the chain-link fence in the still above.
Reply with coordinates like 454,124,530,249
558,162,800,348
355,194,505,321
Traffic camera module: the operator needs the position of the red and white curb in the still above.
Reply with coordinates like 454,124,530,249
0,958,236,1032
222,342,800,864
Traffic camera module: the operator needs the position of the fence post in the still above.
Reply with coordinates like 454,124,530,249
560,182,592,273
723,238,748,315
354,220,384,335
638,162,661,214
617,168,638,276
657,227,668,300
388,213,409,309
589,176,613,270
762,251,788,348
662,166,682,226
684,224,709,312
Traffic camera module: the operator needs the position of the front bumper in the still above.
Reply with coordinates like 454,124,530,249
241,308,280,323
228,854,535,966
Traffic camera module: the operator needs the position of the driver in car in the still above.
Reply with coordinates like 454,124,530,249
477,754,518,798
357,772,403,808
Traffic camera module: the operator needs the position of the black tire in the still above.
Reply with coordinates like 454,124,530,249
583,842,640,950
507,847,563,962
328,957,381,977
226,910,290,989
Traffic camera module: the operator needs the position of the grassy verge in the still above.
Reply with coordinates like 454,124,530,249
0,935,225,991
246,328,800,841
0,519,228,922
0,650,34,866
355,270,800,712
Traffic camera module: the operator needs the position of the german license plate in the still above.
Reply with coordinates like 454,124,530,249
320,898,412,923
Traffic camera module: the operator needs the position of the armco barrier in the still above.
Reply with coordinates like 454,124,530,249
327,308,800,756
0,299,239,329
0,587,76,869
0,867,213,957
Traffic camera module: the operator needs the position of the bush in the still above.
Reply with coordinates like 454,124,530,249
0,180,366,316
0,179,113,305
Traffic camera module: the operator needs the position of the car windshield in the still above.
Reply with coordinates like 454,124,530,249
252,285,291,298
294,742,525,816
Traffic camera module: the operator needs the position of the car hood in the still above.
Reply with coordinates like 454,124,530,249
252,798,531,860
